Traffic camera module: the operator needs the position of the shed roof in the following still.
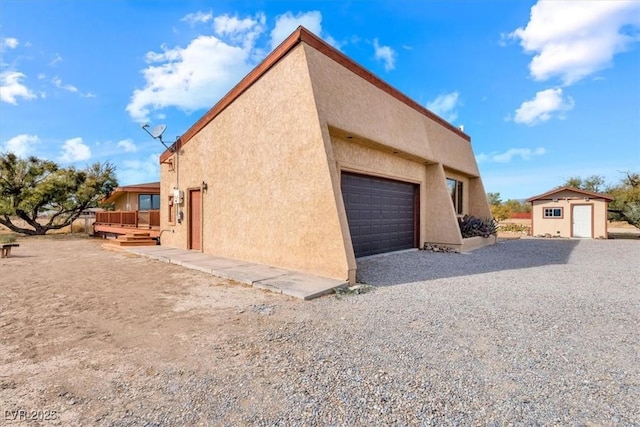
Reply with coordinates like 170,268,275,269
526,186,614,202
160,26,469,163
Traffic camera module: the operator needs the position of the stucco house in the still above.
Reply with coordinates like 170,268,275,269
101,182,161,211
93,182,161,238
527,186,613,239
158,27,492,283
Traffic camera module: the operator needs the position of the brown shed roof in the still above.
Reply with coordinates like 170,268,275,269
159,26,469,163
526,186,614,202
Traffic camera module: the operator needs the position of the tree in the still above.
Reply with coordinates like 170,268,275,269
563,175,605,193
607,171,640,229
491,204,512,221
0,153,118,235
504,198,531,213
486,192,502,206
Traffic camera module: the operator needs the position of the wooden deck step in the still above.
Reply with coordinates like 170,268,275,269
117,235,155,242
108,233,157,246
109,240,157,247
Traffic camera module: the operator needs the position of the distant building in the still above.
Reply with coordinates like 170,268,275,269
527,186,613,239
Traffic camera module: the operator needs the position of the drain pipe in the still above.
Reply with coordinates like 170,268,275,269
158,229,174,245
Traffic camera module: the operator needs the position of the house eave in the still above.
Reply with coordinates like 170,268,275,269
159,26,470,164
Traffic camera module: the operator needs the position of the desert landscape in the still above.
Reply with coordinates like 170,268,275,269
1,233,639,425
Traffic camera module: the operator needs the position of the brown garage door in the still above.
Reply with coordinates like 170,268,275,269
341,172,418,257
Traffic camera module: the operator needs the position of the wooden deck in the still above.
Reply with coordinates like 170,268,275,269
93,210,160,238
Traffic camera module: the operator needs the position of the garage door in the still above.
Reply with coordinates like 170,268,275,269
341,172,418,257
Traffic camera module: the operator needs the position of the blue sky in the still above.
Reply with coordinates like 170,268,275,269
1,1,639,200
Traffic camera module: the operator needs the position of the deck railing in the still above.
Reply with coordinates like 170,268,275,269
95,210,160,227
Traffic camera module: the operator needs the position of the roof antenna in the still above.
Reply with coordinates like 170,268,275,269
141,123,174,151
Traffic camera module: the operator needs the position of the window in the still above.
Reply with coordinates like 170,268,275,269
446,178,464,215
543,207,563,218
168,195,175,224
138,194,160,210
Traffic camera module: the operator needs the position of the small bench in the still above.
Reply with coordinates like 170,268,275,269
1,243,19,258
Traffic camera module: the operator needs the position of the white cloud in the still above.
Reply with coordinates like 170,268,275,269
373,38,396,71
181,11,213,26
270,11,323,49
509,0,640,85
215,13,266,43
0,71,37,104
268,11,341,50
117,153,160,185
426,91,460,123
52,76,79,93
2,134,40,157
514,88,574,125
59,137,91,163
127,11,344,122
476,147,546,164
49,53,63,66
127,13,267,122
1,37,19,49
117,139,137,153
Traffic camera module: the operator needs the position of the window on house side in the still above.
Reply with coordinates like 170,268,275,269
168,195,175,224
138,194,160,210
446,178,463,215
543,207,563,218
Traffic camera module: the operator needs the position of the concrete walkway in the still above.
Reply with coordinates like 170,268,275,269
121,245,348,300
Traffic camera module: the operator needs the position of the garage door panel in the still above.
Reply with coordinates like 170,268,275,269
341,172,418,258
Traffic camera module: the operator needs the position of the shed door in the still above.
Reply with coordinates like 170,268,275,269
341,172,418,257
572,205,592,238
189,189,202,250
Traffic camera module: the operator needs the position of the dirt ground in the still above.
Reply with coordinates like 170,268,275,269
1,236,302,425
1,234,638,425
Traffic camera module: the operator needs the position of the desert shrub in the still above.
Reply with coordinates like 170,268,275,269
499,223,530,233
0,235,17,244
458,215,498,238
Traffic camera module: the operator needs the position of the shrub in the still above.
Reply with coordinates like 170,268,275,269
0,235,17,244
499,223,530,233
458,215,498,238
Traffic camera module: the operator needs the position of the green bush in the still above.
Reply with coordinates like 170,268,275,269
458,215,498,238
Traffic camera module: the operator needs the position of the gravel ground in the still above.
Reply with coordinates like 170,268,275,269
1,237,639,426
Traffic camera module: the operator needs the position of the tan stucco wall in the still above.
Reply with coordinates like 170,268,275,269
160,44,351,281
160,39,493,282
111,192,149,211
531,196,609,238
302,44,482,178
304,43,489,248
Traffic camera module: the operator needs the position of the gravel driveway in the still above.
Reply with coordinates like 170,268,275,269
1,237,639,426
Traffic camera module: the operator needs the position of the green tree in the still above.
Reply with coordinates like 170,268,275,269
563,175,605,193
491,204,512,221
607,171,640,229
504,199,531,213
0,153,118,235
486,192,502,206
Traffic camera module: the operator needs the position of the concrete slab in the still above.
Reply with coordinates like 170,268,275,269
118,245,345,300
213,263,290,285
254,273,347,300
166,252,214,267
126,246,174,255
183,258,252,275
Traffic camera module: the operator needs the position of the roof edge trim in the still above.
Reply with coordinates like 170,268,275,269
526,186,614,202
